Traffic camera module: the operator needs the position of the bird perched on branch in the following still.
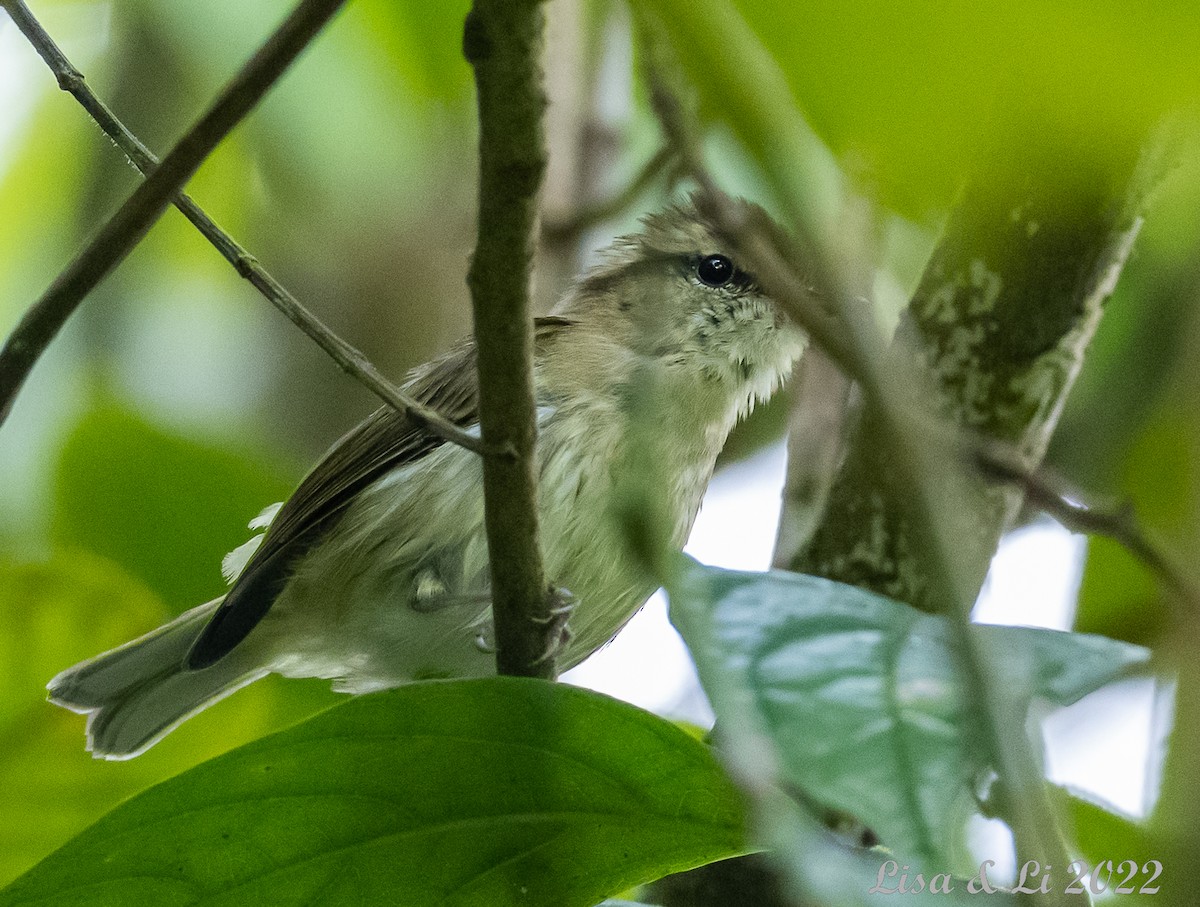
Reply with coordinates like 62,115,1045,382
49,195,805,758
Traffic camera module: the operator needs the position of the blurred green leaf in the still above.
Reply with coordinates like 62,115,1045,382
638,0,1200,214
1061,789,1155,866
356,0,474,102
1056,790,1162,906
98,8,263,273
635,0,830,231
0,552,163,884
668,560,1150,869
0,553,164,738
1075,533,1162,648
51,402,293,613
0,93,95,326
2,679,748,907
0,553,335,887
1049,148,1200,490
128,0,471,222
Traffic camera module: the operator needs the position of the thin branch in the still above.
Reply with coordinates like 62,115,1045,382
0,0,158,172
0,0,344,426
463,0,557,679
541,144,676,242
972,441,1200,615
0,0,486,456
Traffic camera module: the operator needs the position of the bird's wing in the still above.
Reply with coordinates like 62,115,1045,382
187,317,577,669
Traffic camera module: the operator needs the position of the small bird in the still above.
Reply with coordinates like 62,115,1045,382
48,196,805,758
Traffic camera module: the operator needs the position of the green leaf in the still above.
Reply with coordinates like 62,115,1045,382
1047,262,1198,491
129,0,471,220
1058,789,1156,870
0,554,163,728
668,561,1151,869
0,553,337,887
356,0,474,102
51,403,293,613
2,679,747,907
634,0,832,231
0,553,165,884
0,76,97,326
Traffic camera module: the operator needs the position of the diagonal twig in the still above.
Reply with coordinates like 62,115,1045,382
645,76,857,373
0,0,486,455
541,144,677,243
972,441,1199,616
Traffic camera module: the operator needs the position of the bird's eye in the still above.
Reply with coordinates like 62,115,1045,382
696,254,735,288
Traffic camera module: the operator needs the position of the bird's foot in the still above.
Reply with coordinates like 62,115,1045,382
531,586,575,666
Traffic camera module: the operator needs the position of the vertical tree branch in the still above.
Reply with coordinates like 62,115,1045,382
463,0,556,679
789,148,1145,609
771,348,852,569
779,142,1154,881
725,194,1082,884
0,0,349,429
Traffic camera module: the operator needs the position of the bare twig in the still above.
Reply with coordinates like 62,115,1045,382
0,0,347,428
463,0,557,679
541,145,677,242
973,442,1200,615
0,0,486,455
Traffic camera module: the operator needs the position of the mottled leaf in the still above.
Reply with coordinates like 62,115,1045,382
669,561,1150,868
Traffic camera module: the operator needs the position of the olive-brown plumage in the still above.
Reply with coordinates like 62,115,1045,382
49,196,805,758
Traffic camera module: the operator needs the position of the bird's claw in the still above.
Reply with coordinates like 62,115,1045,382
531,587,574,665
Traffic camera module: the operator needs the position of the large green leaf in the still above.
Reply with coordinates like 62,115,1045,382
669,561,1151,870
1,679,747,907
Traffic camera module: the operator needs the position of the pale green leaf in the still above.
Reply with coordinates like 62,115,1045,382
669,561,1150,869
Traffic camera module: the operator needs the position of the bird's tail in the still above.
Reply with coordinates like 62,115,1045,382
48,598,268,759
